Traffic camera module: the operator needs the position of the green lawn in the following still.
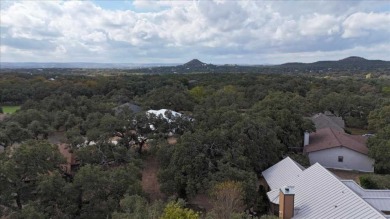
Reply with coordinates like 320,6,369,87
2,106,21,114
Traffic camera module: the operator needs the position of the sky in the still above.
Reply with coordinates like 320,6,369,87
0,0,389,64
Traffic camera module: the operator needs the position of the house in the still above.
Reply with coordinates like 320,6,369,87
262,157,389,219
304,127,374,172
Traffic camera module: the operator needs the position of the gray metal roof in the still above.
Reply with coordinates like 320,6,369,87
262,157,386,218
311,113,345,132
262,157,304,190
342,180,390,216
342,180,390,198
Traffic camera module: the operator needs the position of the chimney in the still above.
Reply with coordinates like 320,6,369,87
303,131,310,147
279,186,295,219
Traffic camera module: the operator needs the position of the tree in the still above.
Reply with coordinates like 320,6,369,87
160,201,199,219
368,105,390,131
112,195,164,219
0,140,64,210
72,164,143,219
251,92,315,151
35,171,77,218
65,127,84,148
1,122,31,147
367,125,390,173
27,120,49,139
210,181,244,219
319,92,352,117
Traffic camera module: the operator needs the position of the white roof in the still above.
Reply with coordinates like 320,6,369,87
262,157,386,219
262,157,304,191
146,109,182,122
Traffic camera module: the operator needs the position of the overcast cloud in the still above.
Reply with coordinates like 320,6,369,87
0,0,389,64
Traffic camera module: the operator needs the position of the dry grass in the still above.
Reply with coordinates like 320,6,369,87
328,168,365,183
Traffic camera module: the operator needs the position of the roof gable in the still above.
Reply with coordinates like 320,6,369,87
262,157,304,190
305,128,368,155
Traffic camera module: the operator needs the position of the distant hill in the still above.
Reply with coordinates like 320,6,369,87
1,56,389,75
126,56,390,74
183,59,206,67
280,56,390,72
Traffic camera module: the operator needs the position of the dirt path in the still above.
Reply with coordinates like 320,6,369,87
142,156,165,202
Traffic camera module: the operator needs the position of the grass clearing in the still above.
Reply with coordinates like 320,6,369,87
2,106,21,114
345,127,371,135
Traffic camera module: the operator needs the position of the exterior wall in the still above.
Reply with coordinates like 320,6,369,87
308,147,374,172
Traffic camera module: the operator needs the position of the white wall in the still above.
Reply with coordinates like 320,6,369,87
308,147,374,172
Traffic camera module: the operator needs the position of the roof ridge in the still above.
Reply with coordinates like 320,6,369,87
328,128,342,146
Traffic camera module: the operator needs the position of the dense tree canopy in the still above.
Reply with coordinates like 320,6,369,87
0,70,389,217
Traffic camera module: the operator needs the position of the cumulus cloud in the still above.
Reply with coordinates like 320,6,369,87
0,0,389,63
342,12,390,38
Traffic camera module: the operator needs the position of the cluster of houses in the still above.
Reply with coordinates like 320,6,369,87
261,112,390,218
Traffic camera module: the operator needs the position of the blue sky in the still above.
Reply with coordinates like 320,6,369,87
0,0,389,64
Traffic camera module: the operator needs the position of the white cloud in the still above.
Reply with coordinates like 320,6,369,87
299,14,340,36
0,0,389,63
342,12,390,38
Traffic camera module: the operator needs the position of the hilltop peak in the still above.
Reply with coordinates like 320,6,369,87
183,59,205,67
339,56,367,62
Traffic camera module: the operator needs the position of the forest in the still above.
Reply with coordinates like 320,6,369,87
0,70,389,219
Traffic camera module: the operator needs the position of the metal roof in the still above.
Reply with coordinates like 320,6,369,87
342,180,390,216
262,157,304,190
311,113,345,132
262,157,386,218
342,180,390,198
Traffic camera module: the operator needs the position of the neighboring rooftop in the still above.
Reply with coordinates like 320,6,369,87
262,157,387,218
311,112,345,132
113,102,142,114
146,109,182,122
305,127,368,155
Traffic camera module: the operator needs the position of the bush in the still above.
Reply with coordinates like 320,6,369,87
287,153,310,167
359,175,379,189
360,174,390,189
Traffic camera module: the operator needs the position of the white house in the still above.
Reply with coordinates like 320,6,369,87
304,127,374,172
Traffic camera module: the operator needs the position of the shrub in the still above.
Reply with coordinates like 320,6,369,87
360,174,390,189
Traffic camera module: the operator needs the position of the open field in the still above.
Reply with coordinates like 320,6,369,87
2,106,21,114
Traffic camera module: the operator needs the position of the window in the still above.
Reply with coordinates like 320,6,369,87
338,156,343,162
